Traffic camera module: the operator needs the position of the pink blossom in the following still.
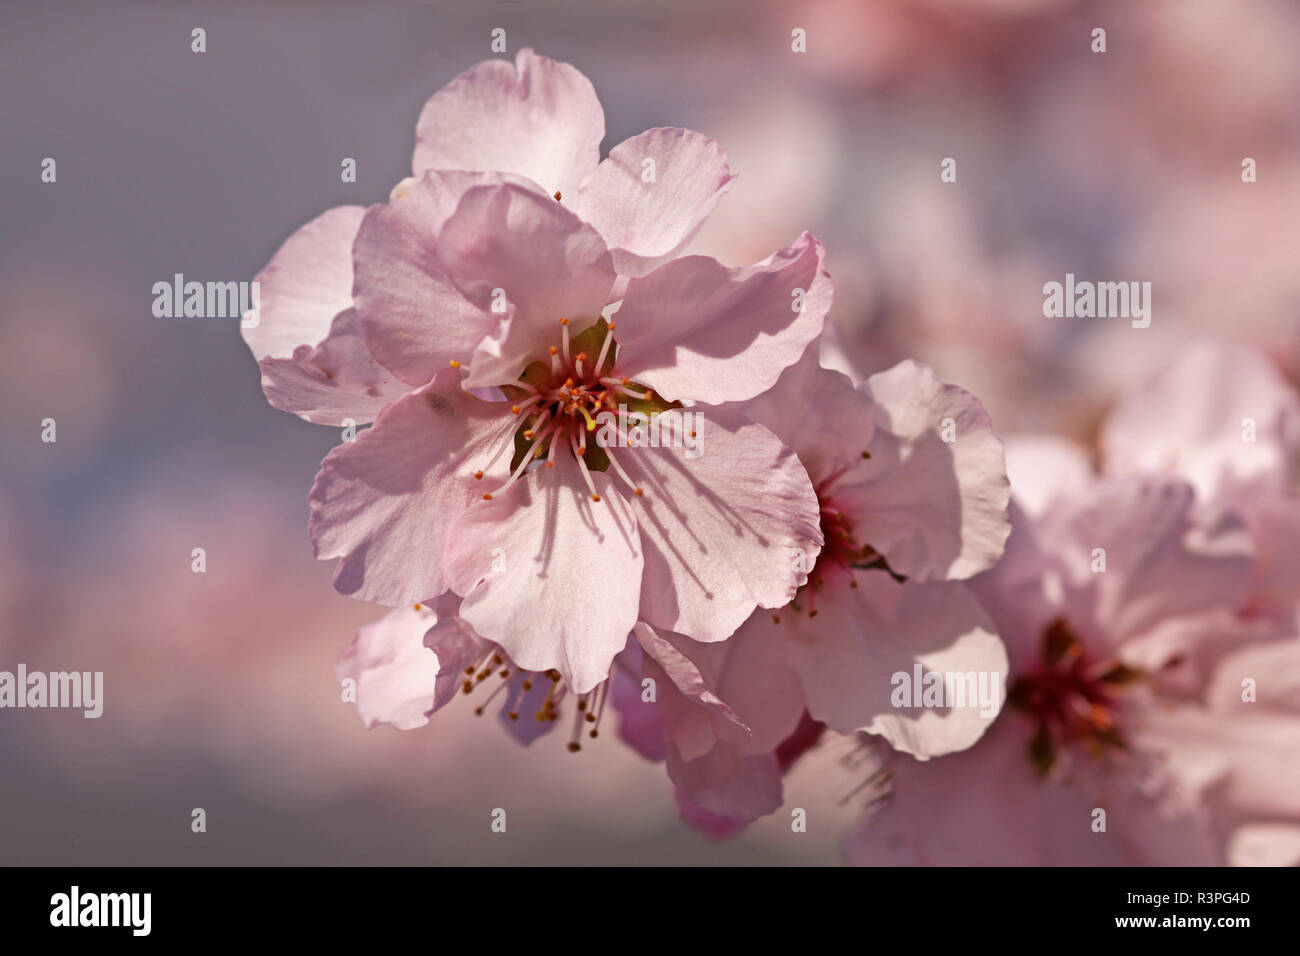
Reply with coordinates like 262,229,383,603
845,465,1271,865
243,51,831,694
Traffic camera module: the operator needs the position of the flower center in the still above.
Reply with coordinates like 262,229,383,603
467,318,680,504
1008,617,1144,777
775,470,904,622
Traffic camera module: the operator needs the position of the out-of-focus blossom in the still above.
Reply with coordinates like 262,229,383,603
847,471,1261,864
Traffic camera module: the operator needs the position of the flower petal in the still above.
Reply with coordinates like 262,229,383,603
352,170,546,388
1102,340,1300,511
242,205,407,423
259,309,410,425
335,604,442,730
308,369,515,607
734,343,876,483
622,409,823,644
576,127,736,277
1043,478,1254,650
412,48,604,202
611,233,832,404
336,604,488,730
442,454,642,694
433,182,617,390
243,204,364,361
668,743,783,823
782,574,1008,758
832,360,1011,581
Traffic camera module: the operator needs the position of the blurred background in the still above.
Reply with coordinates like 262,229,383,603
1,0,1297,864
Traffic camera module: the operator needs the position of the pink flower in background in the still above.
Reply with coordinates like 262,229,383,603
242,51,831,694
845,457,1272,865
1102,340,1300,517
1101,340,1300,626
610,350,1013,829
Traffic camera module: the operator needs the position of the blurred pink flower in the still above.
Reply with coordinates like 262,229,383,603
845,462,1273,864
1102,340,1300,627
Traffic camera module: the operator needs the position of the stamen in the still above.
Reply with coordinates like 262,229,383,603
472,416,520,483
589,683,608,739
568,702,584,753
595,329,615,372
571,434,601,502
473,672,513,715
602,445,644,498
560,318,571,365
485,414,554,500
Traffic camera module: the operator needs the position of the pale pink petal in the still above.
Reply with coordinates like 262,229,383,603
1245,497,1300,622
633,624,745,752
1226,824,1300,866
308,370,515,607
651,619,805,756
243,204,364,361
336,604,442,730
242,205,406,423
674,789,753,840
351,170,546,388
259,309,410,425
610,640,667,761
1003,434,1095,519
412,48,604,202
622,409,823,644
1147,639,1300,824
336,605,489,731
1043,479,1254,652
576,127,736,277
636,644,736,764
668,742,783,824
422,612,492,713
831,360,1010,581
611,233,832,404
1140,702,1300,826
782,574,1007,758
433,183,617,390
442,454,642,693
1101,340,1300,510
734,344,876,484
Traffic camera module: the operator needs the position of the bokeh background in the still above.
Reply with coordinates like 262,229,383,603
2,0,1297,864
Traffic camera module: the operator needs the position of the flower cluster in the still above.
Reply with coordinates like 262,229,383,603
243,51,1299,864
